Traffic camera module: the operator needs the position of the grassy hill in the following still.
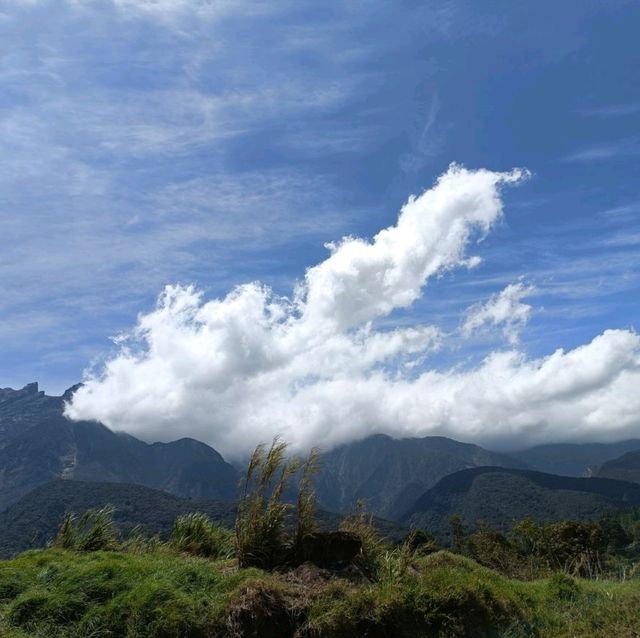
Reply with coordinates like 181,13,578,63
403,466,640,541
1,547,639,637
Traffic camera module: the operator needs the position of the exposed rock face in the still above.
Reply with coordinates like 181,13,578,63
0,382,240,510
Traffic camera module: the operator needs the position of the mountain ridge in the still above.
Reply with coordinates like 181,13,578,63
313,433,528,519
402,466,640,541
0,382,240,510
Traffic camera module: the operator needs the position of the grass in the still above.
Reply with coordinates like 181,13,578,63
0,548,262,638
1,548,640,637
169,513,235,559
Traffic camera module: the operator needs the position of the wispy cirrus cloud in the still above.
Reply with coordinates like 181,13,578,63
578,101,640,118
562,136,640,162
0,0,388,384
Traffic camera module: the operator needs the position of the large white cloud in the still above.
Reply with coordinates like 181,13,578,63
65,165,640,457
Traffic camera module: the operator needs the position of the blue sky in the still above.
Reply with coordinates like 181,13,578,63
1,0,639,404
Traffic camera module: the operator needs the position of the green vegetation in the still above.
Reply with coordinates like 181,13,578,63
53,506,119,552
235,438,322,569
2,441,640,636
235,437,300,569
169,513,235,559
2,547,640,637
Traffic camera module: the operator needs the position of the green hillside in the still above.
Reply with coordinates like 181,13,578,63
403,466,640,540
598,450,640,484
1,548,639,637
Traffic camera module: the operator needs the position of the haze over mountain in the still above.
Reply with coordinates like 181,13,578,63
512,440,640,477
0,383,239,511
403,467,640,541
598,450,640,484
313,434,526,519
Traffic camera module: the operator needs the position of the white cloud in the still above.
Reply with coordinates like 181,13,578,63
66,165,640,457
462,282,536,345
66,165,539,455
63,163,630,457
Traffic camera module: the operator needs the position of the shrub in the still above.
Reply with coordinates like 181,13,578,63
547,572,581,601
466,522,521,577
448,514,468,553
406,529,438,555
512,518,606,578
170,513,234,559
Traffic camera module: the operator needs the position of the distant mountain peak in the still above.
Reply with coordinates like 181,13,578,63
0,380,239,511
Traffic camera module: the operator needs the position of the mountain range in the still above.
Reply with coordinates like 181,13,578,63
511,440,640,477
3,381,640,552
598,450,640,484
313,433,526,519
0,383,239,511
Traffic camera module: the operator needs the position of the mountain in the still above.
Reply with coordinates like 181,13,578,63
0,382,240,510
598,450,640,484
402,466,640,542
0,479,407,557
511,440,640,477
313,434,527,519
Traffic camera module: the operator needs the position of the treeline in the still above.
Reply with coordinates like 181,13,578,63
448,513,640,580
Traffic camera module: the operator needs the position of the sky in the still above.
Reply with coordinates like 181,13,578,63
1,1,640,456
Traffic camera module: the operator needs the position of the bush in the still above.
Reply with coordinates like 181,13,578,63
169,513,234,559
466,522,521,577
547,572,581,601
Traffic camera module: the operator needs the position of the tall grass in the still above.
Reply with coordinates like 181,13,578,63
169,512,234,558
53,506,118,552
235,439,323,569
295,446,321,558
339,501,388,578
235,437,301,568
